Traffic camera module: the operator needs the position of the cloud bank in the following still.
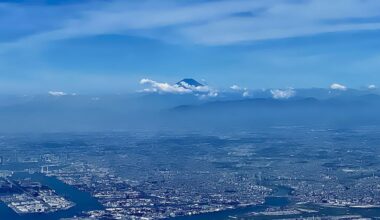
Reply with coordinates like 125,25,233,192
271,88,296,99
140,78,217,97
140,79,191,94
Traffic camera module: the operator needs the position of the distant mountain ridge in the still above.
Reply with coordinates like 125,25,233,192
166,94,380,129
0,89,379,132
173,93,380,110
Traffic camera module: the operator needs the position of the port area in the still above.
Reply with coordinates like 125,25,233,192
0,176,74,214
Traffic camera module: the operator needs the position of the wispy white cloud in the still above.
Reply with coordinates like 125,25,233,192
3,0,380,48
330,83,347,91
48,91,77,96
242,90,250,97
230,84,250,97
48,91,67,96
270,88,295,99
209,91,218,97
180,0,380,45
230,85,241,90
368,84,377,90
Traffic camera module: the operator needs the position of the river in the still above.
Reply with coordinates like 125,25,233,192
0,172,103,220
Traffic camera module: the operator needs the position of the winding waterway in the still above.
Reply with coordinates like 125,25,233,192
2,175,380,220
0,172,103,220
174,186,380,220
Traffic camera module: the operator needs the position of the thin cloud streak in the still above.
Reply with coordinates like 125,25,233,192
2,0,380,49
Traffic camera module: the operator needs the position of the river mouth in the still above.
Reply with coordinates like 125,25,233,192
0,172,103,220
3,175,380,220
173,185,380,220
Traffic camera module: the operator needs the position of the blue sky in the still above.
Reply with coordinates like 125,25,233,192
1,0,380,94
